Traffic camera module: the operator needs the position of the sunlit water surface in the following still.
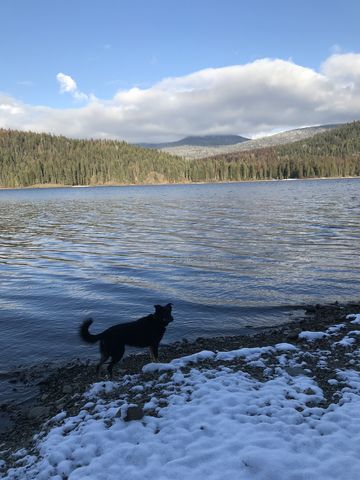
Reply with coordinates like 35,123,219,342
0,179,359,374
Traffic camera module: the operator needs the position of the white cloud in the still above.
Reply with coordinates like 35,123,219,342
16,80,33,87
330,44,342,55
56,72,88,101
0,95,26,118
321,53,360,85
1,53,360,142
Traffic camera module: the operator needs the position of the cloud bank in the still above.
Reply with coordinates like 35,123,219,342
1,53,360,143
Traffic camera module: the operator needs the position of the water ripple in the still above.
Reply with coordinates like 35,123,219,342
0,179,359,369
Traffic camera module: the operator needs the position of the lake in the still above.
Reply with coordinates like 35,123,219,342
0,179,359,373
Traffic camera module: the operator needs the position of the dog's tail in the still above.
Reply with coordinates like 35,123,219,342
79,318,102,344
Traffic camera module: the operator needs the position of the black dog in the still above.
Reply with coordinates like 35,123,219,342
80,303,173,377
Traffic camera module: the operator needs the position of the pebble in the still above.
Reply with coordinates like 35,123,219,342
27,406,50,419
62,385,72,394
304,388,316,396
286,330,301,341
285,366,308,377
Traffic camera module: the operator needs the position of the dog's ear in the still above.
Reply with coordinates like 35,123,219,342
154,304,162,313
166,303,173,310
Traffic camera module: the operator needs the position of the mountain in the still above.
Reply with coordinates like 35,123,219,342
154,124,342,159
138,134,250,149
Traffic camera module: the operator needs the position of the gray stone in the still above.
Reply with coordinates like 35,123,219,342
286,330,301,341
285,367,308,377
27,406,50,419
123,406,144,422
62,385,72,394
304,388,316,395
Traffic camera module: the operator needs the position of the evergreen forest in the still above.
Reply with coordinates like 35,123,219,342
0,121,359,188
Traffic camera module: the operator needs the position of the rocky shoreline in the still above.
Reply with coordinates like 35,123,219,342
1,301,359,471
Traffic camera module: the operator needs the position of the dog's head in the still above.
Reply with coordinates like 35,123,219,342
154,303,174,325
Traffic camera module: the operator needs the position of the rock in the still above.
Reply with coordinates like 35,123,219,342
305,304,321,314
27,406,50,419
285,367,308,377
55,396,67,409
123,406,144,422
286,334,298,341
62,385,72,394
286,329,301,341
304,388,316,396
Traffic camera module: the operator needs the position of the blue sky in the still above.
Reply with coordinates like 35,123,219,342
1,0,360,142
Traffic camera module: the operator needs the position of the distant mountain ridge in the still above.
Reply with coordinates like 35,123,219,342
138,134,250,149
141,124,342,159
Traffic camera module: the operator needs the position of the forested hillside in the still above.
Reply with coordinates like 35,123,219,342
0,122,359,188
202,121,360,182
0,130,188,187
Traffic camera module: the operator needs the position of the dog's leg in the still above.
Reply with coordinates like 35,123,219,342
149,344,159,362
96,352,109,375
149,346,156,362
107,345,125,378
97,339,109,375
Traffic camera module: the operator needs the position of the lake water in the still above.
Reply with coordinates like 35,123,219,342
0,179,359,373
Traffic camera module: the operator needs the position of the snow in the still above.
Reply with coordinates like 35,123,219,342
274,342,299,352
326,323,346,334
143,350,216,373
3,314,360,480
335,336,356,347
216,345,273,361
298,331,328,341
347,313,360,324
85,380,121,398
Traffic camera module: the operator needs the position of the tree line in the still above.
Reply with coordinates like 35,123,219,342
0,122,359,188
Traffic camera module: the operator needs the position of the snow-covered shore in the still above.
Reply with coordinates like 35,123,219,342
2,313,360,480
